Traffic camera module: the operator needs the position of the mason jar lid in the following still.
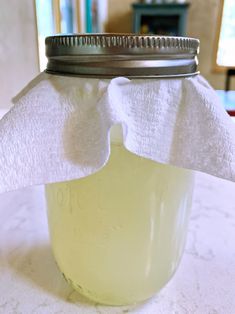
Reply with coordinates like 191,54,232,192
45,34,200,78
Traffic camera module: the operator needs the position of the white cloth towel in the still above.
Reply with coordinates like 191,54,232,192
0,72,235,193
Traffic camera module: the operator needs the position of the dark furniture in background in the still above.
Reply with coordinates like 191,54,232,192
132,3,190,36
225,69,235,91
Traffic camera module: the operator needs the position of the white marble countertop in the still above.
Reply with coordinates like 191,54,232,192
0,172,235,314
0,108,235,313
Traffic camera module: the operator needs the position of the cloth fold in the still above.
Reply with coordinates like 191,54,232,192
0,72,234,193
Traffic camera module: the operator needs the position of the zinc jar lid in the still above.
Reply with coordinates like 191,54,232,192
45,33,200,78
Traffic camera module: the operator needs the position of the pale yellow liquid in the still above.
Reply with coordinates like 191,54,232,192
46,144,194,305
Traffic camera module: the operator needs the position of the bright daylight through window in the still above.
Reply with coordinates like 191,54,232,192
217,0,235,67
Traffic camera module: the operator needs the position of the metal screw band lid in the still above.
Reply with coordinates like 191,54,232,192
45,33,200,78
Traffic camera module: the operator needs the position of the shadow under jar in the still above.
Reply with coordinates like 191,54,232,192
45,34,199,306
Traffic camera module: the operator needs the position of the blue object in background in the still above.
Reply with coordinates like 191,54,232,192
217,90,235,116
86,0,93,33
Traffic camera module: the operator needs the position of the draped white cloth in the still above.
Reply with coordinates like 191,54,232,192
0,72,234,193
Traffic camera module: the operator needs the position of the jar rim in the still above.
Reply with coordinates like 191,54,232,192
45,33,200,78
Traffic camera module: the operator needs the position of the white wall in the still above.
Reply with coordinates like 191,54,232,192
0,0,39,109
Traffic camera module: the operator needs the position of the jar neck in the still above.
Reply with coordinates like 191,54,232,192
46,55,199,78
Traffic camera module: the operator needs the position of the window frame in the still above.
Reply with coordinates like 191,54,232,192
53,0,62,33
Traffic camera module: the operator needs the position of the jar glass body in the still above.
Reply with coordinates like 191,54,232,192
45,126,194,305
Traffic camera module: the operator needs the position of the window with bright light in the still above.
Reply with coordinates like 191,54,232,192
35,0,107,71
35,0,55,71
217,0,235,67
35,0,79,71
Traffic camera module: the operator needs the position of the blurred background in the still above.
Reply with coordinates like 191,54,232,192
0,0,235,110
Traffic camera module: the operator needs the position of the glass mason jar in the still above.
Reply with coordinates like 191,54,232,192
45,34,199,306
